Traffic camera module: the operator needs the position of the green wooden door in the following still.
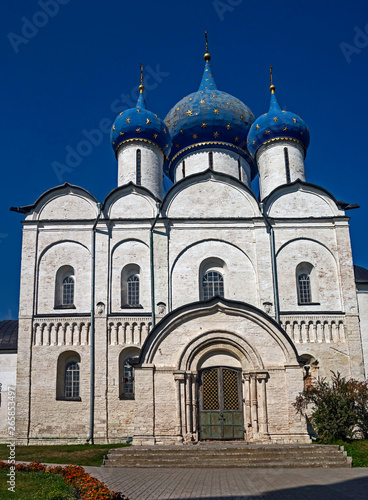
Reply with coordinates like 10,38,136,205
199,367,244,440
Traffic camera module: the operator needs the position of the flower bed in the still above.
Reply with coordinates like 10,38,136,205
0,461,128,499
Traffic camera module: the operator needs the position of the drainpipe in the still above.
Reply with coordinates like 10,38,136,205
150,204,160,328
260,203,280,324
87,202,102,444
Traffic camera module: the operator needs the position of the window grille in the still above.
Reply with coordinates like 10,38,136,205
202,271,224,300
127,275,139,306
62,276,74,305
284,147,291,183
65,361,79,398
123,360,134,397
298,273,311,303
136,149,141,185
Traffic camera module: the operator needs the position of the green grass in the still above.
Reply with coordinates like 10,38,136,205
0,443,129,467
313,439,368,467
332,440,368,467
0,469,75,499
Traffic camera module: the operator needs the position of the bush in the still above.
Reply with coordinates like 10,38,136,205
294,371,368,443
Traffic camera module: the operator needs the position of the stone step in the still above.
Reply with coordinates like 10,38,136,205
103,444,351,468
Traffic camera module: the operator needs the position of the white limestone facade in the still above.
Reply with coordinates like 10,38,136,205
11,53,367,446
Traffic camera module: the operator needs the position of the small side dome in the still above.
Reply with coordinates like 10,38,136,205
111,70,171,157
247,83,310,158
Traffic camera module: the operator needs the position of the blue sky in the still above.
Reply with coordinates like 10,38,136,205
1,0,367,320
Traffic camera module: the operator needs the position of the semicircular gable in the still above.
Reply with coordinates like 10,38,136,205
107,192,156,219
38,193,97,220
266,184,341,218
163,174,260,218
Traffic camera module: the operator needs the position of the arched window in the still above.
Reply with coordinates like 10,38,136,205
121,264,141,308
62,276,74,305
208,151,214,170
119,347,140,399
296,262,315,305
127,275,139,306
65,361,80,399
202,271,224,300
136,149,141,185
55,265,75,309
298,274,311,303
284,147,291,183
56,351,81,401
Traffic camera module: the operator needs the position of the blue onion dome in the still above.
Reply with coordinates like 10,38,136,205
164,40,256,179
247,82,310,158
111,69,171,157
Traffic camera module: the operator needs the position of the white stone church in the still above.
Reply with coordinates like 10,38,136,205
6,43,368,445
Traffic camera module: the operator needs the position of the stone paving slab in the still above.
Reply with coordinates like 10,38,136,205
84,466,368,500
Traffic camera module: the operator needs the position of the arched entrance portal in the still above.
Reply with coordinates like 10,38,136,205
199,366,243,440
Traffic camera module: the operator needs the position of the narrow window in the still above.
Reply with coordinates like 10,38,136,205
208,151,213,170
62,276,74,305
127,275,140,306
238,159,242,181
123,359,134,398
182,160,186,178
284,147,291,183
64,361,80,399
298,273,311,303
202,271,224,300
136,149,141,185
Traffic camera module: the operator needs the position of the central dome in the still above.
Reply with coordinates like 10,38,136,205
164,58,256,179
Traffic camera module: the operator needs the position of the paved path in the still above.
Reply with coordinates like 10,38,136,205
84,466,368,500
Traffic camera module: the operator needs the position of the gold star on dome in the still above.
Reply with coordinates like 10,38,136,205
136,128,141,132
282,110,286,113
209,74,212,77
136,109,141,113
165,144,168,148
125,118,131,123
263,113,267,116
200,91,205,93
112,125,115,131
265,130,270,135
113,142,115,146
226,124,231,130
236,100,240,103
283,126,288,131
201,122,207,128
167,123,170,127
253,140,256,145
180,129,184,134
247,139,249,144
205,68,209,72
234,137,239,142
155,114,158,118
293,118,297,123
226,102,230,105
213,131,219,138
189,98,193,101
146,119,151,124
210,83,213,85
120,132,124,136
214,109,219,114
187,110,193,116
153,133,158,138
212,94,216,97
176,143,179,148
273,117,278,122
256,124,260,130
200,100,205,104
240,115,244,120
163,128,167,133
193,134,198,139
205,78,209,81
119,112,123,115
176,107,180,111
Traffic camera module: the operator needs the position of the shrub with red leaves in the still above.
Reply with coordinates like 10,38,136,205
0,461,128,499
